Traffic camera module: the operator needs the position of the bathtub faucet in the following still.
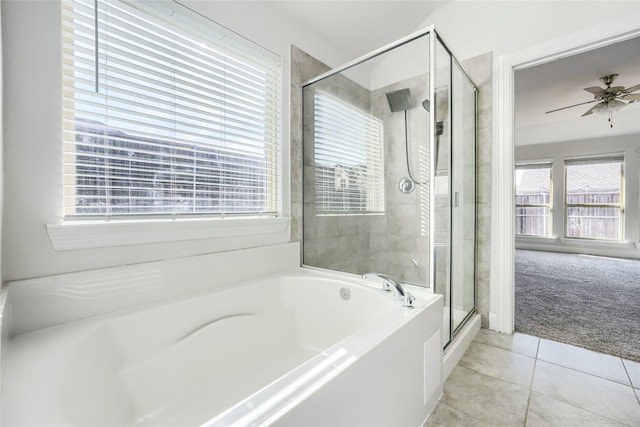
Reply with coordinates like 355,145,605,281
362,273,415,308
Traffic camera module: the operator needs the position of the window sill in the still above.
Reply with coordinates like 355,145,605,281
517,234,640,258
46,216,290,251
559,237,630,247
516,235,558,242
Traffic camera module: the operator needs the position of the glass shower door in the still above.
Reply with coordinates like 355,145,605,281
432,37,452,344
431,34,477,347
451,61,476,333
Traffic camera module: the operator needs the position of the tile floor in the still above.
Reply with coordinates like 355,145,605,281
425,329,640,426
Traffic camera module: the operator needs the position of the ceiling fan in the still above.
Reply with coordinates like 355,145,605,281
545,74,640,127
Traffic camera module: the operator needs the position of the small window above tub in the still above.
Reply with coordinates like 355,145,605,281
313,93,385,215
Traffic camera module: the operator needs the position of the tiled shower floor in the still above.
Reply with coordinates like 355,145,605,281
425,329,640,426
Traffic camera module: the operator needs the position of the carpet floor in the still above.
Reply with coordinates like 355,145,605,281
515,249,640,362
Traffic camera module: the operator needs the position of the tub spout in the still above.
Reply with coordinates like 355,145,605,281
362,273,415,308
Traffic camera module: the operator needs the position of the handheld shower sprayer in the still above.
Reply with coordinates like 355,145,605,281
385,88,430,193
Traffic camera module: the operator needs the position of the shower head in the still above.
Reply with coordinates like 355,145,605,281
422,99,430,112
385,88,412,112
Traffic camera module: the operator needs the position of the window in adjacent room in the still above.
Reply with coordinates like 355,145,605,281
515,162,552,236
62,0,282,219
564,154,624,240
313,93,385,215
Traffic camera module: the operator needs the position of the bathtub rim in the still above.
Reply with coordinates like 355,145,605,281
1,265,441,427
3,265,404,343
203,268,443,427
5,243,301,337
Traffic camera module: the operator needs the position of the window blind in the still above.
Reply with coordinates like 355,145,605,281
564,154,623,240
515,162,552,236
62,0,281,218
564,153,625,166
515,161,552,170
313,93,384,214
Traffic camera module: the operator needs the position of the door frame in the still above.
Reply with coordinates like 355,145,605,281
490,13,640,333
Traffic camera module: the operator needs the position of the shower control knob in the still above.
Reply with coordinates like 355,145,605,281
399,177,416,194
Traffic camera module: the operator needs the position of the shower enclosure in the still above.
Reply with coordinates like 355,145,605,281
301,27,478,348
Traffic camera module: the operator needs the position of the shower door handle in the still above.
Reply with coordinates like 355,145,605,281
454,191,459,208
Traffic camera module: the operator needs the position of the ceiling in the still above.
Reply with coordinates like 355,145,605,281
515,36,640,146
266,2,639,147
267,0,448,62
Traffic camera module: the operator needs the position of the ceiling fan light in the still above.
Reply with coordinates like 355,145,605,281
592,102,608,114
591,99,627,115
607,99,626,112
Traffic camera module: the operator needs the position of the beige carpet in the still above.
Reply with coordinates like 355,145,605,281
515,249,640,362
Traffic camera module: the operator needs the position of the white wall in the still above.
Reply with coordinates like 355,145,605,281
180,1,348,73
0,0,342,281
420,1,640,62
515,134,640,258
0,3,3,284
5,0,639,282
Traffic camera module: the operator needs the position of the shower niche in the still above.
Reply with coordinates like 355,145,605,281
301,28,477,348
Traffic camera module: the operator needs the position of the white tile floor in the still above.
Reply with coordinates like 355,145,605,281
425,329,640,426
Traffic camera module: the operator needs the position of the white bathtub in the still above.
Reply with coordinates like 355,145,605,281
2,266,442,426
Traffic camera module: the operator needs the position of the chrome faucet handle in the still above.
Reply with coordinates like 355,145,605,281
363,273,412,306
402,292,415,308
362,272,396,292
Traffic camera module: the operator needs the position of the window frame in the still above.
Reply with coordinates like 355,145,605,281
515,161,553,237
49,0,288,250
61,0,282,220
563,154,625,241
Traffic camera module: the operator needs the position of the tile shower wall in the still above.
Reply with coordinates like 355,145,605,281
294,44,432,282
293,46,381,274
290,46,329,246
371,75,431,285
463,52,493,328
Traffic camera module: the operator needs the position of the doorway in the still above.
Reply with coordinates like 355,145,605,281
490,15,640,336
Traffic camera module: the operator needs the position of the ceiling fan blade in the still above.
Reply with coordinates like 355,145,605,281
545,99,598,114
623,84,640,93
583,86,607,96
621,93,640,102
606,86,625,94
581,104,599,116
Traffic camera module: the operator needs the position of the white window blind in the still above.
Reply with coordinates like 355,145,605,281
515,162,552,236
62,0,281,218
564,153,625,166
564,154,624,240
313,93,384,214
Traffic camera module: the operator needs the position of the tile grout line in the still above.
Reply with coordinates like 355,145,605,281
536,337,636,385
437,401,489,425
537,358,634,388
534,343,639,423
452,337,533,426
478,332,639,423
458,356,537,390
621,359,640,406
526,339,637,426
522,338,541,426
529,387,636,426
532,350,637,426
